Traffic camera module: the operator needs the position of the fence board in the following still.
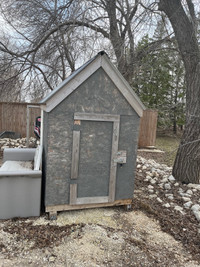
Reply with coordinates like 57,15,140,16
0,102,41,137
138,109,158,148
0,103,157,146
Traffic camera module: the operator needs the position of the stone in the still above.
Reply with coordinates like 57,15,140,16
137,164,141,169
165,194,174,200
191,205,200,222
156,197,163,203
146,175,152,180
174,182,179,187
148,189,154,194
184,201,193,209
187,184,200,191
186,189,193,195
182,196,191,202
168,175,175,182
149,194,157,199
142,165,147,170
146,171,153,177
150,179,157,185
191,204,200,212
49,256,56,262
160,178,168,183
163,203,171,208
148,185,154,189
192,210,200,222
164,183,171,190
174,206,185,214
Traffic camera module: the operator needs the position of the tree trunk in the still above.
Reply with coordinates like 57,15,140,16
158,0,200,183
173,64,200,184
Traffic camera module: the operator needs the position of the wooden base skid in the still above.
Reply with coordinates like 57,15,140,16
46,199,133,220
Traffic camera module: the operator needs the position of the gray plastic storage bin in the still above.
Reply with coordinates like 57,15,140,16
0,147,42,219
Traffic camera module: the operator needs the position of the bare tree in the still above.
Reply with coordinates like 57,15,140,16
0,37,23,102
0,0,88,97
158,0,200,183
0,0,164,97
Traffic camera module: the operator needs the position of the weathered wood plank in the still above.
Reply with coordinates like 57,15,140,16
109,120,120,202
71,131,80,179
76,196,109,205
46,198,133,213
70,184,77,205
74,112,120,122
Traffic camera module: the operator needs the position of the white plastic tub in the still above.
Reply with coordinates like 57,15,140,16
0,147,42,219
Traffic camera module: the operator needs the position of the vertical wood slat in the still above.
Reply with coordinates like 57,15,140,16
0,102,40,137
138,109,158,148
71,130,80,179
109,119,120,202
70,184,77,205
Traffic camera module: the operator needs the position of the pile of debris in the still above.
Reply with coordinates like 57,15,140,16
0,137,38,151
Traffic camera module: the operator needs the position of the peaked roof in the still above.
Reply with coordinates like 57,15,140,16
40,51,145,116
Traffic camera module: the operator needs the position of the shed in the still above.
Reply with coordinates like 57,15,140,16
40,51,145,219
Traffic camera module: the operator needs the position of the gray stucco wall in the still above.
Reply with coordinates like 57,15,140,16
43,67,140,206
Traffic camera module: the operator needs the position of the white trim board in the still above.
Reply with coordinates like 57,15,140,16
40,52,145,116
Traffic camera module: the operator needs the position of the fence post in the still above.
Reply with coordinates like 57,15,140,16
138,109,158,148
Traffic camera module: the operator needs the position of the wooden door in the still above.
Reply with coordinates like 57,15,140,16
70,112,121,205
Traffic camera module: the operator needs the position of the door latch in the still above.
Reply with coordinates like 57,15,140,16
114,150,127,164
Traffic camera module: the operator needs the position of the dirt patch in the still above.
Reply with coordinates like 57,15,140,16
0,207,199,266
138,150,167,166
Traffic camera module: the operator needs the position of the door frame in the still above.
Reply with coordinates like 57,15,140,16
70,112,120,205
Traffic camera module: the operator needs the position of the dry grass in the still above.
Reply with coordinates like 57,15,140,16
155,133,181,166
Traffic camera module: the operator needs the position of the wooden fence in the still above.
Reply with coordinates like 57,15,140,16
138,109,158,148
0,103,158,147
0,102,41,137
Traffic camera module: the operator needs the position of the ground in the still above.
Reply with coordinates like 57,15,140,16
0,135,200,266
0,206,199,267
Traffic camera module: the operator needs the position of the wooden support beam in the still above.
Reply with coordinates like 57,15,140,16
74,113,120,122
70,184,77,205
71,131,80,179
109,120,120,202
46,199,133,213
